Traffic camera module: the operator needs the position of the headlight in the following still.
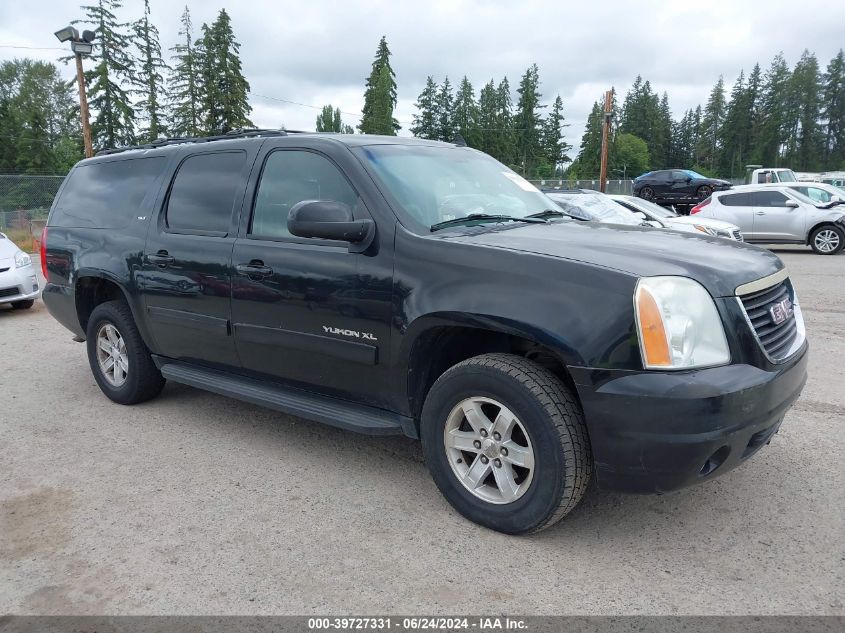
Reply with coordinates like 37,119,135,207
693,224,717,236
634,276,730,369
14,251,31,268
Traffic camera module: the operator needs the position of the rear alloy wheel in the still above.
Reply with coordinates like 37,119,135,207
697,185,713,199
421,353,592,534
639,186,655,201
809,225,844,255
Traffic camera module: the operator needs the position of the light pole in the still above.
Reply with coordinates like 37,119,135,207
55,26,96,158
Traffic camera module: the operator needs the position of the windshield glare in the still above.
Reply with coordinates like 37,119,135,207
547,193,641,226
355,145,553,228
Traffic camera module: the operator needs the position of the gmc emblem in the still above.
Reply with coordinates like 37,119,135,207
769,297,794,325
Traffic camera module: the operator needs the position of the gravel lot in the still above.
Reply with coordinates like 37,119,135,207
1,248,843,615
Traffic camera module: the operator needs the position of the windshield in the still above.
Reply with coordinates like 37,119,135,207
787,189,817,206
775,170,796,183
684,170,707,180
546,192,641,226
619,195,677,218
354,145,554,229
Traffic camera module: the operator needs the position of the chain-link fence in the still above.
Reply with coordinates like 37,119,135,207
529,179,634,195
0,174,65,248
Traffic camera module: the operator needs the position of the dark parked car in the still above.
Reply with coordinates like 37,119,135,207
41,131,807,534
633,169,731,204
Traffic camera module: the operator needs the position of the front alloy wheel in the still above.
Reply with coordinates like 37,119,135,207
444,397,535,504
810,226,843,255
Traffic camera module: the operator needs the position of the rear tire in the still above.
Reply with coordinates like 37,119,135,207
11,299,34,310
809,225,844,255
421,353,592,534
639,186,655,201
86,300,165,404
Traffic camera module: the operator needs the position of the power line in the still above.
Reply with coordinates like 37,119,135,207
252,93,362,120
0,45,65,51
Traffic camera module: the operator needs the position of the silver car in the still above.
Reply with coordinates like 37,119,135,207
0,232,39,309
691,185,845,255
609,194,743,241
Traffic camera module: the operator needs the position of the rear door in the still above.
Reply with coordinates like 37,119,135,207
229,143,394,407
751,190,805,241
139,145,258,367
712,192,755,237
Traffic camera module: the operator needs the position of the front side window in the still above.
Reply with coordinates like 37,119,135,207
754,191,789,207
166,152,246,233
354,144,553,230
671,170,688,181
250,150,358,239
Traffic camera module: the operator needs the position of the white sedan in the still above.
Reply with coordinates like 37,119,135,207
0,232,39,309
609,194,744,241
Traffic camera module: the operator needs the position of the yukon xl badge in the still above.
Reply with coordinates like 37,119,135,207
769,298,794,325
323,326,378,342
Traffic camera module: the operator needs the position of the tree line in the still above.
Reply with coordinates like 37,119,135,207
570,49,845,179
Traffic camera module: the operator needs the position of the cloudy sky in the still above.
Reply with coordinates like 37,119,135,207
2,0,844,151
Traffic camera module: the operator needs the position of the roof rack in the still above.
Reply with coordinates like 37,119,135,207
96,128,310,156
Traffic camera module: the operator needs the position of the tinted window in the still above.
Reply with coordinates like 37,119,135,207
671,170,688,180
754,191,789,207
51,157,165,229
250,151,358,239
719,192,753,207
166,152,245,233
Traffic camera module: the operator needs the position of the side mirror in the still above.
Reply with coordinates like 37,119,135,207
632,211,647,221
784,200,799,209
832,195,843,203
288,200,374,249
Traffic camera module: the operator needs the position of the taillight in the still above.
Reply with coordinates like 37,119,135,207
690,198,711,214
40,226,49,280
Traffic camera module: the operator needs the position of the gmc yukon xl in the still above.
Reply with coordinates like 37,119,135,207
41,131,808,534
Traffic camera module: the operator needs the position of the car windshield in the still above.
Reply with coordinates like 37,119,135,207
685,170,707,180
546,192,641,226
787,189,817,206
354,144,554,229
775,170,796,183
620,196,677,218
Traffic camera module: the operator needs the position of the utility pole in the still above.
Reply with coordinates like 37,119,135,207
55,26,96,158
599,89,613,193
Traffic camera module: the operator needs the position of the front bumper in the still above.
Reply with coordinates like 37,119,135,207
0,263,40,304
570,342,808,493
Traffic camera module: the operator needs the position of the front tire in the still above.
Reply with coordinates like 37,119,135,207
86,300,165,404
809,225,844,255
697,185,713,199
421,353,592,534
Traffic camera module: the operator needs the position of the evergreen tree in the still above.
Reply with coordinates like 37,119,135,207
754,53,791,166
359,36,399,135
783,50,824,170
653,92,672,168
77,0,136,150
167,5,201,137
315,105,353,133
132,0,168,142
476,79,498,157
199,9,252,134
410,76,438,139
452,76,480,147
572,100,604,177
822,50,845,166
435,76,454,141
696,76,726,170
719,71,752,177
514,64,545,177
494,77,516,166
541,95,570,176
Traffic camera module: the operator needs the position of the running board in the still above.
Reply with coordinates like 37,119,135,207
157,360,414,437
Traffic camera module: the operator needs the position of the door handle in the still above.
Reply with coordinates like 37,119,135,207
236,261,273,277
755,211,767,215
147,251,175,267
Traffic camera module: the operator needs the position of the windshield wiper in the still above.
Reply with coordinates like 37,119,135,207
526,209,570,220
430,213,546,232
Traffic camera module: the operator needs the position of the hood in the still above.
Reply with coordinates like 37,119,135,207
668,216,739,231
0,237,21,261
444,221,782,298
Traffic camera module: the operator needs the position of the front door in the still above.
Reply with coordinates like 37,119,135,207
140,149,253,367
669,170,692,199
230,147,394,407
751,190,806,241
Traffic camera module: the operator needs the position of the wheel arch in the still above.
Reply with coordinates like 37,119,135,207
806,220,844,246
74,270,154,348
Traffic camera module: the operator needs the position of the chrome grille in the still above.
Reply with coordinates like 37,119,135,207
739,280,799,361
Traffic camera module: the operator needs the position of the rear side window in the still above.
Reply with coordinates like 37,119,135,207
166,151,246,234
753,191,789,207
51,157,165,229
719,192,753,206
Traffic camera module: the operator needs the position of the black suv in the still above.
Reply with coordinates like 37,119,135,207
633,169,731,204
41,131,808,534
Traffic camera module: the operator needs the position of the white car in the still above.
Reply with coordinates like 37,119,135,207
755,181,845,205
691,184,845,255
609,194,743,241
0,232,39,309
